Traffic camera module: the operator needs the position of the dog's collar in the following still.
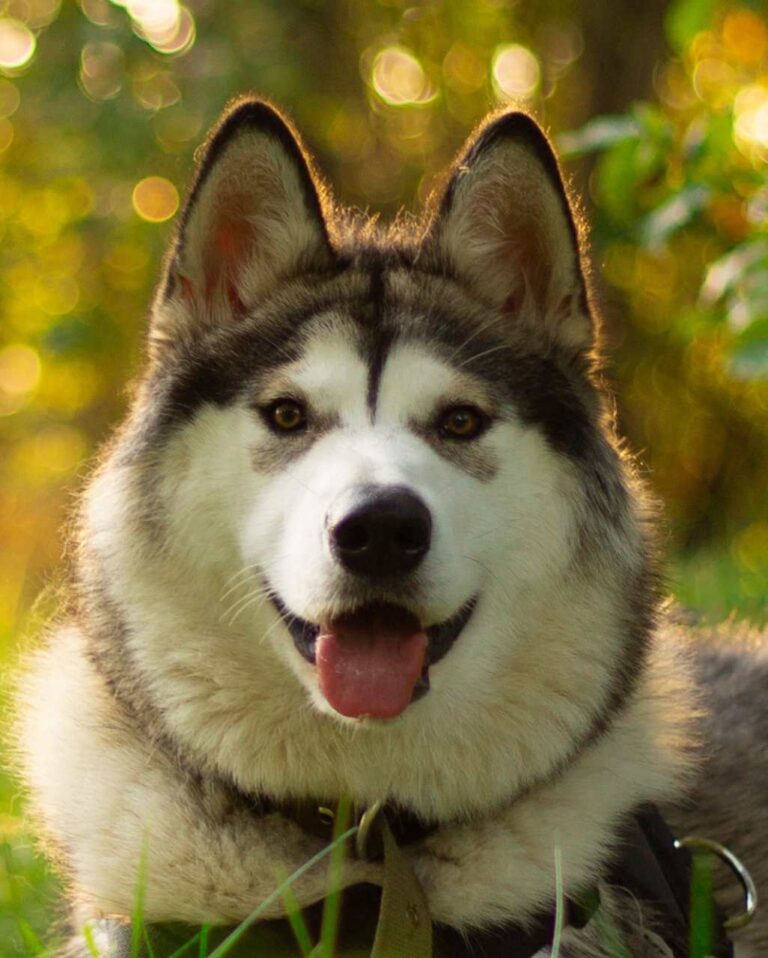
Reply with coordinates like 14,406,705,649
249,791,439,851
90,804,735,957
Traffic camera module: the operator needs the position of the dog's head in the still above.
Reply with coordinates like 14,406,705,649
91,100,650,751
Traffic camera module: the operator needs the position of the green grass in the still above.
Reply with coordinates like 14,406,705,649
0,769,61,958
0,547,764,956
670,546,768,628
0,783,358,958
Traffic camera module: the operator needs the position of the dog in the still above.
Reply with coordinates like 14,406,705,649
17,98,768,957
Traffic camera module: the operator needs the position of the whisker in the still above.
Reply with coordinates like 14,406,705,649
453,343,511,371
221,584,272,625
259,613,290,647
282,467,320,497
229,589,274,627
219,566,262,603
444,314,508,364
460,553,502,586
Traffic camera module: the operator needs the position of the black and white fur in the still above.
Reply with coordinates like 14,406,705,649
17,99,768,956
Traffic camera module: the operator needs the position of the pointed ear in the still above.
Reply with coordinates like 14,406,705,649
151,98,333,354
427,112,593,359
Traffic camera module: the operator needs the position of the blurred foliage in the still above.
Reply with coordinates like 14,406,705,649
562,0,768,565
0,2,766,950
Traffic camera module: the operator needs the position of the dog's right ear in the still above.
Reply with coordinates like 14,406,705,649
425,111,593,362
150,98,333,356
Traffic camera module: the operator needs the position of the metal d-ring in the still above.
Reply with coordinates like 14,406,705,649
356,799,385,861
675,835,758,930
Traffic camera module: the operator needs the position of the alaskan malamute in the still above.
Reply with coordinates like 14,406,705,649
19,99,768,957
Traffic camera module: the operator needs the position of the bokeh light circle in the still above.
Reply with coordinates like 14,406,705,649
0,344,41,396
492,44,540,100
80,42,124,102
35,425,86,473
132,176,179,223
0,19,36,71
150,6,195,56
735,84,768,153
127,0,179,38
371,46,434,106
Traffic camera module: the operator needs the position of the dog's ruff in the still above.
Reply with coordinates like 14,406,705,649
16,99,767,957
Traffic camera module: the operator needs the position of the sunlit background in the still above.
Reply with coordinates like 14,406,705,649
0,0,767,951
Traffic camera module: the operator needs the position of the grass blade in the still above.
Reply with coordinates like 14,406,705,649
131,834,151,958
280,879,314,956
142,923,157,958
550,838,564,958
317,797,352,958
166,930,204,958
17,919,46,954
82,923,103,958
206,826,358,958
689,851,715,958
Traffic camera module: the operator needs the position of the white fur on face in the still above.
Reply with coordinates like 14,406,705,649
229,331,579,714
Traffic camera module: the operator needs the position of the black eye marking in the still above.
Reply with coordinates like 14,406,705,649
438,405,490,441
261,398,308,434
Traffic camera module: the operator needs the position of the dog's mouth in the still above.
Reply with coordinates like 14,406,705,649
270,595,477,720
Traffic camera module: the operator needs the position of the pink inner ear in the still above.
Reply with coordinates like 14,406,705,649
500,218,549,313
465,180,550,313
203,201,255,316
180,275,195,304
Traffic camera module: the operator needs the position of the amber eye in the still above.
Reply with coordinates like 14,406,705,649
439,405,487,440
266,399,307,433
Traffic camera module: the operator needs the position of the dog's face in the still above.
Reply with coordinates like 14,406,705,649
95,102,643,751
237,319,581,722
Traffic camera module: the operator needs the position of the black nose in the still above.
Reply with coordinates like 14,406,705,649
330,486,432,578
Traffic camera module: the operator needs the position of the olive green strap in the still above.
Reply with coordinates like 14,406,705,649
367,809,433,958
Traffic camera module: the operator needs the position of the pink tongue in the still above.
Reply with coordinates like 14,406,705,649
316,606,428,719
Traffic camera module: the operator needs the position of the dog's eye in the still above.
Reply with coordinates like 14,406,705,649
266,399,307,433
439,405,487,440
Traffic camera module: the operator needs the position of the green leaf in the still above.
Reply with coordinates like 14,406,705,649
665,0,718,52
557,115,640,158
701,240,768,303
593,138,664,227
735,316,768,347
632,102,675,145
730,340,768,379
640,185,710,248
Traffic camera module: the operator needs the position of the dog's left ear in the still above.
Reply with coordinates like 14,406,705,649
427,112,592,359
